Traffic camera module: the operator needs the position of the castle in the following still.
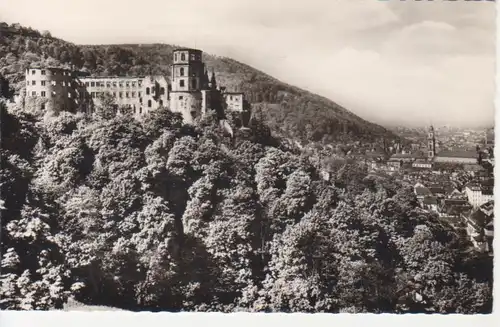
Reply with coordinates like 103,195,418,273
23,48,248,124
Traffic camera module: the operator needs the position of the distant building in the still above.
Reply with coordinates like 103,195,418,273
79,75,169,116
23,48,248,124
412,159,433,169
414,183,432,201
428,125,436,158
465,183,494,208
433,150,478,164
461,200,494,253
422,196,438,212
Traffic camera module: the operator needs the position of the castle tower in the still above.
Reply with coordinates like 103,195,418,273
169,48,206,123
428,125,436,158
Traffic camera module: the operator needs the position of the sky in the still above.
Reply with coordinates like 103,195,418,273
0,0,496,128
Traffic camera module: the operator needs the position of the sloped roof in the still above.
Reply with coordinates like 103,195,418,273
436,150,477,159
429,187,445,195
415,187,432,196
468,205,494,228
423,196,438,205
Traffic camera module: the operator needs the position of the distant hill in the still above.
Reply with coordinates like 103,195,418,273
0,22,399,144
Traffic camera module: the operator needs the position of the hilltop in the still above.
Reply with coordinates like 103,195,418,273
0,22,398,145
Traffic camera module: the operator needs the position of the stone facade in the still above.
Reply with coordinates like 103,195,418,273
23,47,248,124
80,75,169,117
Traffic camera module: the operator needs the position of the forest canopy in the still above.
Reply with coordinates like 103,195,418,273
0,99,492,313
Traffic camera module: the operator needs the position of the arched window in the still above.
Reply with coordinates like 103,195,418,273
181,53,186,61
139,107,143,114
146,87,150,95
148,100,152,108
160,87,165,95
159,100,163,106
180,68,184,76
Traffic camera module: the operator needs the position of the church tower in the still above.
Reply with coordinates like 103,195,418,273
428,125,436,158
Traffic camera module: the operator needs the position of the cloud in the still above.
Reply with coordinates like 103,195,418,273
0,0,495,127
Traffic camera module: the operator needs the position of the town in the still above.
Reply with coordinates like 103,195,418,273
319,125,495,255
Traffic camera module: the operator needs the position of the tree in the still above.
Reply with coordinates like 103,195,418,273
0,73,13,99
95,92,117,120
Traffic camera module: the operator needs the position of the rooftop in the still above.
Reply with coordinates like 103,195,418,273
436,150,478,159
173,48,202,52
423,196,438,205
415,186,432,197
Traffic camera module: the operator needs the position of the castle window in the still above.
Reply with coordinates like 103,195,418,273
41,70,46,75
180,67,185,76
132,82,136,87
230,96,233,100
32,81,36,85
175,53,178,61
119,82,123,87
148,100,152,108
68,93,71,98
32,91,36,96
113,92,116,97
119,92,123,98
91,82,95,87
62,82,65,87
140,107,143,114
159,100,163,106
52,81,57,86
41,103,45,110
91,92,95,98
113,82,117,87
138,81,142,87
126,92,129,98
134,106,136,114
160,87,165,95
179,96,183,100
191,80,196,89
41,91,46,97
146,87,150,95
52,91,56,96
106,82,111,88
132,92,135,98
180,80,185,87
181,53,186,61
126,82,130,87
138,91,142,97
32,70,36,75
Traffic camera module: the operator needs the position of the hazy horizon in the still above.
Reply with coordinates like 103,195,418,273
0,0,496,128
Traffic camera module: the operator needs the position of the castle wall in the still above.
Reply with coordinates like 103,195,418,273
223,93,244,112
25,67,79,111
80,75,169,117
169,92,203,124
